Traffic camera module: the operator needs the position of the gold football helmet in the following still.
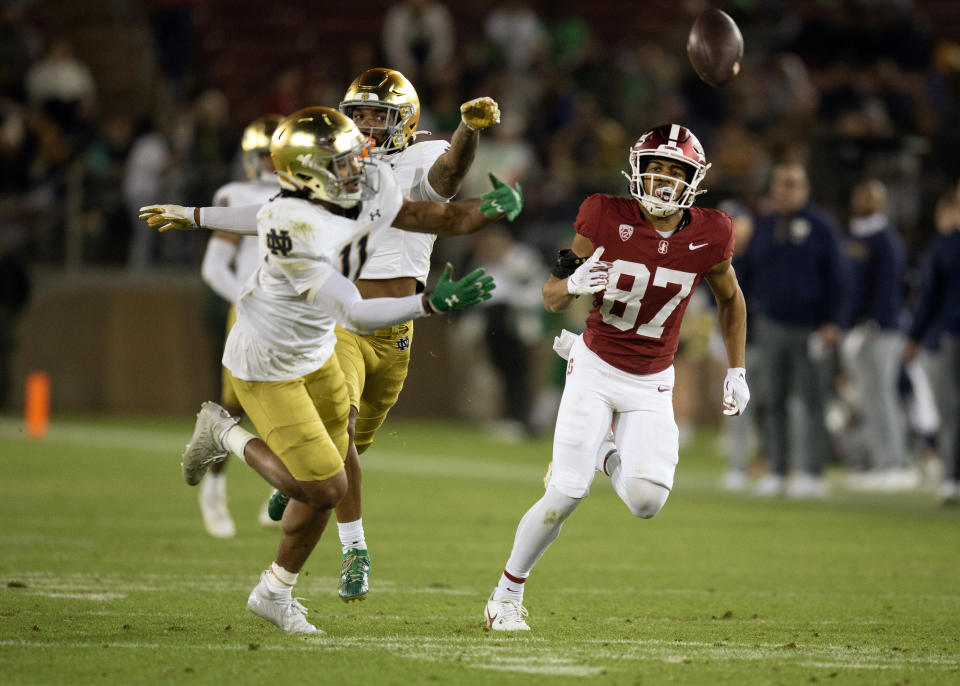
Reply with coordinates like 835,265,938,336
339,68,420,156
241,113,283,181
270,107,374,208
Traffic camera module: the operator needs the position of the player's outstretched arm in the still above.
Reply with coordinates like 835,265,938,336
139,204,261,235
392,172,522,235
704,258,749,415
427,97,501,198
306,263,494,334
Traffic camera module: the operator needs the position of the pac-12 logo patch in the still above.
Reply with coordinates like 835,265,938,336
658,239,669,255
618,224,634,242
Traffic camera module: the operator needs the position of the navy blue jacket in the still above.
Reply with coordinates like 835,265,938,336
909,229,960,343
843,217,905,330
741,203,848,328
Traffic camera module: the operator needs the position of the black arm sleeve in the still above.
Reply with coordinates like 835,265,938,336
551,249,587,279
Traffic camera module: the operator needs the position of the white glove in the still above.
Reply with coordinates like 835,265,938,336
722,367,750,416
138,205,198,232
566,247,610,295
552,329,579,360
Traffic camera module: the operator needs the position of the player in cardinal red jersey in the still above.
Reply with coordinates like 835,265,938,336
483,124,749,631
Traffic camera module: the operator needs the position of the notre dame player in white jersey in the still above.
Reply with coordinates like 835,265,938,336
197,114,282,539
321,68,502,602
140,107,522,634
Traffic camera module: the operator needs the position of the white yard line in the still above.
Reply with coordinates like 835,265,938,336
0,637,956,673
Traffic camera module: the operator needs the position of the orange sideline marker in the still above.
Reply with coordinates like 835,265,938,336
25,371,50,439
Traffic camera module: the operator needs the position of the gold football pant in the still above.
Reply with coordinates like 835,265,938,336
335,322,413,453
231,354,350,482
220,305,240,409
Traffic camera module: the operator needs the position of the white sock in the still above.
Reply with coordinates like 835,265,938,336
337,519,366,552
495,570,527,600
221,424,255,464
201,472,226,498
495,487,580,600
265,562,297,595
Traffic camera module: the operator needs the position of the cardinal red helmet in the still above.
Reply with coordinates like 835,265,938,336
623,124,710,217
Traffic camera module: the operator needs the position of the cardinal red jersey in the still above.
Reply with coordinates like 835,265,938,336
575,194,734,374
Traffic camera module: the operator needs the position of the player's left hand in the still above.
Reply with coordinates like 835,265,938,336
460,97,501,131
138,205,198,232
722,367,750,416
427,263,496,313
480,172,522,221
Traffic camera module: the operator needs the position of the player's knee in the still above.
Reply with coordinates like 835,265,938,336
623,477,669,519
301,470,347,510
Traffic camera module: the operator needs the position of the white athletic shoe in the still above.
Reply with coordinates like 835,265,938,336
199,480,235,538
786,473,827,500
484,592,530,631
752,473,786,497
246,572,322,635
720,469,749,492
182,401,237,486
939,480,959,505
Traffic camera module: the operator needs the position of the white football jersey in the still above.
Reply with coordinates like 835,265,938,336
357,139,449,284
212,177,279,285
223,160,403,381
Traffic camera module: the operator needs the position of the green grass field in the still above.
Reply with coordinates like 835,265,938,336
1,415,958,685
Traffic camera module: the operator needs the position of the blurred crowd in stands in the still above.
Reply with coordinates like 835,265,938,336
1,0,959,500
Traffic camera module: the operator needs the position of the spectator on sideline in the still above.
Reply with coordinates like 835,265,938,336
742,160,848,498
905,190,960,504
841,179,914,491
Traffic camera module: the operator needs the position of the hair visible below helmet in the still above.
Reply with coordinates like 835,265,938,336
270,107,375,208
623,124,711,217
241,113,283,181
339,68,420,156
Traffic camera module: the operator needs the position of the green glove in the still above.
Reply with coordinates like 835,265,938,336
479,172,523,221
427,263,496,313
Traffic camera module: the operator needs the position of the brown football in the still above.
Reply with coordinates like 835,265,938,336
686,8,744,87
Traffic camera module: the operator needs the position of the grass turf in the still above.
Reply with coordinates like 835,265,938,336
0,415,958,685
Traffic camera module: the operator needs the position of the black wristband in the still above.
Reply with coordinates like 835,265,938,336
551,249,587,279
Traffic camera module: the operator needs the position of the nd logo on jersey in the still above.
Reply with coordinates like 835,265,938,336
266,229,293,256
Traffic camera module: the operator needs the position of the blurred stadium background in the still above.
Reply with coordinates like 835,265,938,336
1,0,960,485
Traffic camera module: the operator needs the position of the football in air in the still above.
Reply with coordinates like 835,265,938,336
686,8,744,87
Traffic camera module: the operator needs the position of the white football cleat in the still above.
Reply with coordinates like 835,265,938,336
484,592,530,631
246,572,323,635
182,401,237,486
199,477,235,538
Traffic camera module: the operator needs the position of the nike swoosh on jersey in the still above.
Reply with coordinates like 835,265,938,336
657,386,671,393
688,242,709,250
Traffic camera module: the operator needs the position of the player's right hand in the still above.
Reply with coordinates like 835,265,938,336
460,97,501,131
480,173,523,221
722,367,750,416
427,263,496,313
138,205,198,232
566,247,610,295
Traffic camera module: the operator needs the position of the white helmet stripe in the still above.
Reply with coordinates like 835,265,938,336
669,123,681,144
